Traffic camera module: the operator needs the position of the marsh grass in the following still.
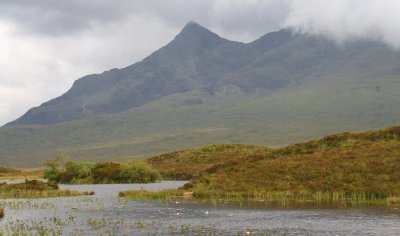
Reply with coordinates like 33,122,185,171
119,189,185,200
191,190,400,206
386,197,400,205
0,180,85,199
119,188,400,206
0,189,84,199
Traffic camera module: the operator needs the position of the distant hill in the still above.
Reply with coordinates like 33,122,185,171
148,125,400,197
1,22,400,166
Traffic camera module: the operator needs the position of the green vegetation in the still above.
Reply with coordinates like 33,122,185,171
0,180,85,199
137,126,400,205
44,157,161,184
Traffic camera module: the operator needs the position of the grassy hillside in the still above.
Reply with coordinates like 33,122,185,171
148,144,270,179
2,67,400,167
143,126,400,203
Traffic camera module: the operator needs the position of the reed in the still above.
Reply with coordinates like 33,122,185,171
120,188,399,206
191,189,397,205
119,189,184,200
0,189,84,199
386,196,400,205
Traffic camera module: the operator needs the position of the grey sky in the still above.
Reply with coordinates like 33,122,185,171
0,0,399,125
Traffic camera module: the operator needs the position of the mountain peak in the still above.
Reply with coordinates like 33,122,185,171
182,21,207,31
159,21,226,58
185,21,202,28
176,21,220,41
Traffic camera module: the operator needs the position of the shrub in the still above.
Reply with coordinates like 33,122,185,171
119,161,161,183
92,162,121,183
43,158,161,184
43,160,62,182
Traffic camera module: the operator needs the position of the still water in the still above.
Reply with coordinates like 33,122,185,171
0,181,399,235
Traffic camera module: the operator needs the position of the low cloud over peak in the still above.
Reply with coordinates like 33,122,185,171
284,0,400,48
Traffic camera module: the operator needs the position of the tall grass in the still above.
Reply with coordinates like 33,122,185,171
0,180,85,199
119,189,184,200
119,188,400,206
192,190,400,205
0,189,83,199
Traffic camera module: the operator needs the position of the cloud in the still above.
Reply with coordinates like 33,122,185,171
0,0,134,36
0,0,288,41
283,0,400,48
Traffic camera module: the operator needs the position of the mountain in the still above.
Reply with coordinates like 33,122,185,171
9,22,293,125
2,22,400,166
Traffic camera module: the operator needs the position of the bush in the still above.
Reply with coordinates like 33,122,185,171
92,162,121,183
43,158,161,184
119,161,161,183
43,160,62,182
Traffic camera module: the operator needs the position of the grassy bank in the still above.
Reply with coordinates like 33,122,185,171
0,180,86,199
0,166,43,180
138,126,400,205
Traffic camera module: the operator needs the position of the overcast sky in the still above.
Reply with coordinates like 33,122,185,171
1,0,400,125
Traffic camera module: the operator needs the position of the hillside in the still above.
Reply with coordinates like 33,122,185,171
148,126,400,200
1,22,400,166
